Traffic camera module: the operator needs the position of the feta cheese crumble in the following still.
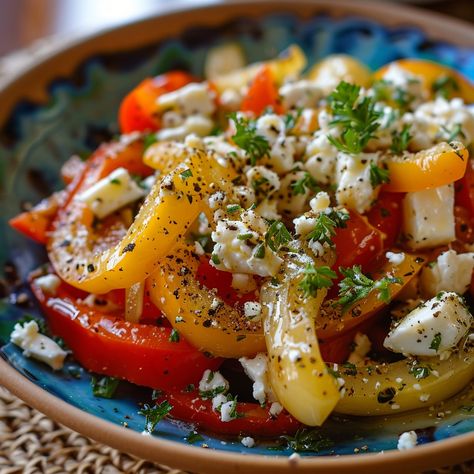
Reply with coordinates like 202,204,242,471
10,321,67,370
239,353,274,405
34,274,61,296
241,436,256,448
397,431,418,450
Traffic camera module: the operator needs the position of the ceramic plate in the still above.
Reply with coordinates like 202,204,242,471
0,1,473,472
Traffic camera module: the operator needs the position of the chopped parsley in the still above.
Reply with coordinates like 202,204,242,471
409,364,432,380
237,232,254,241
369,163,390,187
336,265,402,311
169,328,180,343
429,332,442,352
443,123,465,142
139,400,173,433
390,124,412,154
211,254,221,265
109,178,121,185
291,172,320,195
432,75,460,99
306,209,350,246
91,375,120,399
298,264,337,298
254,243,266,259
186,430,204,444
143,133,158,150
284,107,303,130
327,81,381,154
226,204,242,215
281,428,334,452
180,168,193,180
265,220,292,252
229,113,270,166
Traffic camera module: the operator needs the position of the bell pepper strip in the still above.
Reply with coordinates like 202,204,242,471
212,45,306,93
147,243,265,358
383,141,468,193
61,155,87,185
455,158,474,216
261,252,340,426
159,390,301,436
143,141,189,175
373,59,474,102
48,148,235,294
119,71,196,133
241,65,281,116
336,339,474,416
365,192,404,249
30,279,221,390
317,253,425,340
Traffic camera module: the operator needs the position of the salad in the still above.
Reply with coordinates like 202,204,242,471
8,44,474,447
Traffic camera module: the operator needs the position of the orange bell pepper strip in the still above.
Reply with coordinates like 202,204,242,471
147,243,265,358
48,144,235,294
383,141,469,193
241,65,282,116
373,59,474,102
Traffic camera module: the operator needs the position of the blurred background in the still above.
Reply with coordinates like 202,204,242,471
0,0,473,57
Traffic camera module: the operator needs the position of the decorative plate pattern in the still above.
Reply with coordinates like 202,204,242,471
1,11,473,458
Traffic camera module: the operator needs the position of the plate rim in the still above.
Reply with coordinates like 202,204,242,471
1,0,473,472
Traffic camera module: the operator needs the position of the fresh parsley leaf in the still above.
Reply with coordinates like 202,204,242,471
180,169,193,180
237,232,254,241
432,75,460,99
169,328,180,343
91,375,120,399
229,113,270,166
139,400,173,433
109,178,121,185
143,133,158,150
429,332,442,352
17,314,48,335
443,123,465,142
226,204,242,214
291,172,320,195
298,264,337,298
254,243,266,259
211,254,221,265
281,428,333,452
265,221,292,252
369,163,390,187
336,265,401,311
327,81,381,154
409,364,431,380
306,209,350,246
284,107,303,130
186,430,204,444
390,124,412,154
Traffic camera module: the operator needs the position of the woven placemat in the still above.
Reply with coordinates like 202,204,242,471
0,387,188,474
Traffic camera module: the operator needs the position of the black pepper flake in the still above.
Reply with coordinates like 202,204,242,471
377,387,396,403
87,264,95,273
121,242,136,254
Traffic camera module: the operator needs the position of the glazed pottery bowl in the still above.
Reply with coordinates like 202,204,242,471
0,1,473,473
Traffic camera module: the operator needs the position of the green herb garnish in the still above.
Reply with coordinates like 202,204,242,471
281,428,334,452
298,264,337,298
265,221,292,252
180,169,193,180
432,75,460,99
91,375,120,399
369,163,390,187
390,124,412,154
291,172,320,195
139,401,173,433
169,328,180,343
429,332,442,352
306,209,350,246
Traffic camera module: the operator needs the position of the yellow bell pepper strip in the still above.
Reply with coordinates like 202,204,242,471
143,141,188,175
307,54,372,89
373,59,474,102
383,141,468,193
48,148,235,294
336,338,474,415
317,253,425,340
261,253,340,426
212,44,306,93
147,243,265,358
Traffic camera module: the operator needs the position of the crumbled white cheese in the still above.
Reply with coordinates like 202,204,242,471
10,321,67,370
420,250,474,297
212,393,228,411
397,430,418,450
384,292,473,356
239,353,274,405
304,132,338,185
288,350,302,363
157,115,214,141
199,369,229,394
220,400,236,422
241,436,256,448
232,185,256,209
381,64,426,109
208,191,227,210
269,402,283,417
231,273,256,293
34,274,61,296
403,184,455,249
277,171,311,218
211,211,282,277
347,333,372,365
255,198,280,221
279,80,322,110
157,82,216,117
335,152,379,214
386,252,405,266
75,167,145,219
245,166,280,197
243,301,262,320
310,191,331,212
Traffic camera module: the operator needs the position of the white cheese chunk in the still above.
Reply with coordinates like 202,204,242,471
199,369,229,394
34,274,61,296
402,184,455,249
241,436,256,448
310,191,331,212
220,400,236,422
157,114,214,141
269,401,283,417
239,353,274,405
279,80,322,110
211,393,228,411
347,332,372,365
243,301,262,320
75,167,145,219
245,166,280,198
386,252,405,266
335,152,379,214
157,82,215,116
10,321,67,370
397,431,418,450
420,250,474,297
304,132,338,185
384,292,473,356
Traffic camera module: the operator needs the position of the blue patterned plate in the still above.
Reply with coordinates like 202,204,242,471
0,1,473,472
